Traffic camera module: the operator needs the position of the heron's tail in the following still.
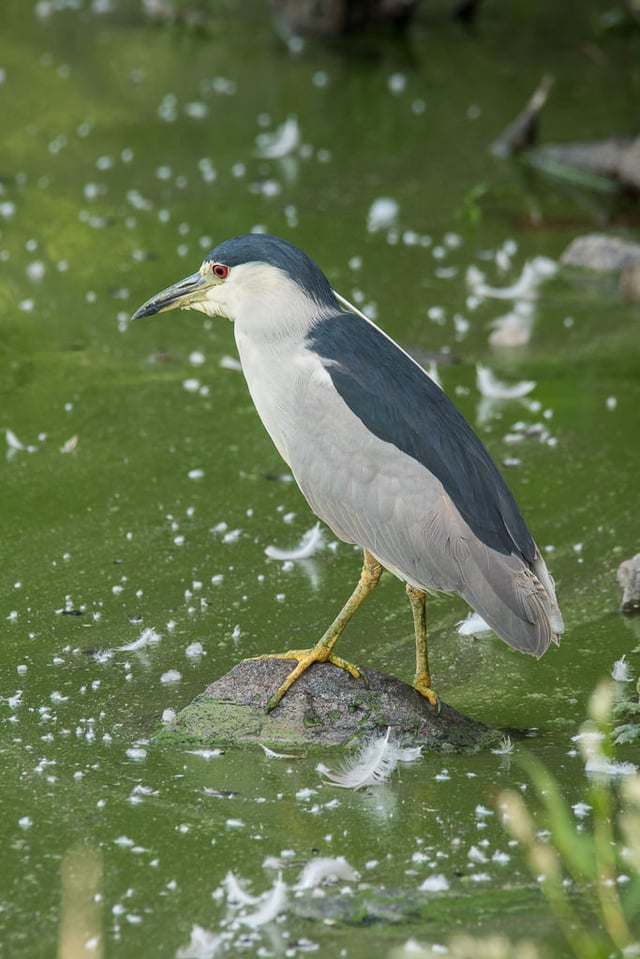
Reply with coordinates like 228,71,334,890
459,544,564,658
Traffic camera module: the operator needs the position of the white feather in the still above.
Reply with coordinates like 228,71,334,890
176,925,224,959
294,856,358,890
239,876,288,928
117,627,162,652
259,743,306,759
611,656,633,683
255,116,300,159
468,256,557,300
185,749,224,760
218,354,242,371
419,874,450,892
585,756,638,779
5,428,37,455
317,728,421,790
456,611,492,636
264,522,324,561
491,735,514,755
5,428,25,451
476,364,536,400
223,872,258,906
366,196,399,233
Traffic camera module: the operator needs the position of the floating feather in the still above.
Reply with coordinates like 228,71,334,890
468,256,557,300
317,728,421,790
176,924,224,959
488,307,533,348
585,756,638,779
223,871,258,906
255,116,300,159
259,743,306,760
419,873,450,892
265,522,324,561
5,428,37,455
366,196,399,233
60,434,79,453
218,354,242,371
294,856,358,890
117,627,162,652
611,656,633,683
456,611,492,636
239,876,288,928
185,749,224,760
491,735,514,755
5,429,24,451
476,364,536,400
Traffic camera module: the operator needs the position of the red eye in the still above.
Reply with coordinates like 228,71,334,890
212,263,228,279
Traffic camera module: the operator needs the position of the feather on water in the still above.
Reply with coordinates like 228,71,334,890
317,728,421,790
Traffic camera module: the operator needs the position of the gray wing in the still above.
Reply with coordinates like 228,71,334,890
285,313,563,657
306,314,537,560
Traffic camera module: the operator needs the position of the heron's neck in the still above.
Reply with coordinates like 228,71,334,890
227,264,336,344
232,308,332,467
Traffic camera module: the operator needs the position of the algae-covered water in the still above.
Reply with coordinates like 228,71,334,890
1,2,639,956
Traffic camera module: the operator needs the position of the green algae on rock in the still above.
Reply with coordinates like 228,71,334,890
154,658,501,751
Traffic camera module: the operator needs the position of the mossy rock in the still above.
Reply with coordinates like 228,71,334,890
154,658,500,751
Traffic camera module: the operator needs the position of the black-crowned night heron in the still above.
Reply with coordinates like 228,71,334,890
133,234,564,712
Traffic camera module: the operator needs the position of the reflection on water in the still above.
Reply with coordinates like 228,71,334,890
58,845,103,959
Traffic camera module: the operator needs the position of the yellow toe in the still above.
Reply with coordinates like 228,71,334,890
246,648,362,713
413,672,441,713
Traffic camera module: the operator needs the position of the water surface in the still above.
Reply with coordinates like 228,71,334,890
1,2,639,956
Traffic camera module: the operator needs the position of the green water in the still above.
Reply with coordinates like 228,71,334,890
1,2,639,956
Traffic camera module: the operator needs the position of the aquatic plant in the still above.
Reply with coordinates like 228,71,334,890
497,681,640,959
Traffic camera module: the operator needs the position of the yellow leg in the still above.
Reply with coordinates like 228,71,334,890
253,549,383,712
405,584,440,713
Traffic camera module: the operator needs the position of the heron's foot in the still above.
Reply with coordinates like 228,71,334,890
413,671,441,715
247,649,362,713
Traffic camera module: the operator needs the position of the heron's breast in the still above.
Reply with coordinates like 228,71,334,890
233,333,331,466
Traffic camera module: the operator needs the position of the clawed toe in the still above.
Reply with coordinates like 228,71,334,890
247,648,363,713
413,674,441,715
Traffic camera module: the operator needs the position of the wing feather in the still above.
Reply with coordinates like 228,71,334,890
285,312,563,654
306,314,536,562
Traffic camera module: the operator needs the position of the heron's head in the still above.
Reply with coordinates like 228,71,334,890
132,233,339,334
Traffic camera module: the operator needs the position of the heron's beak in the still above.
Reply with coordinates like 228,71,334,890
131,270,215,320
